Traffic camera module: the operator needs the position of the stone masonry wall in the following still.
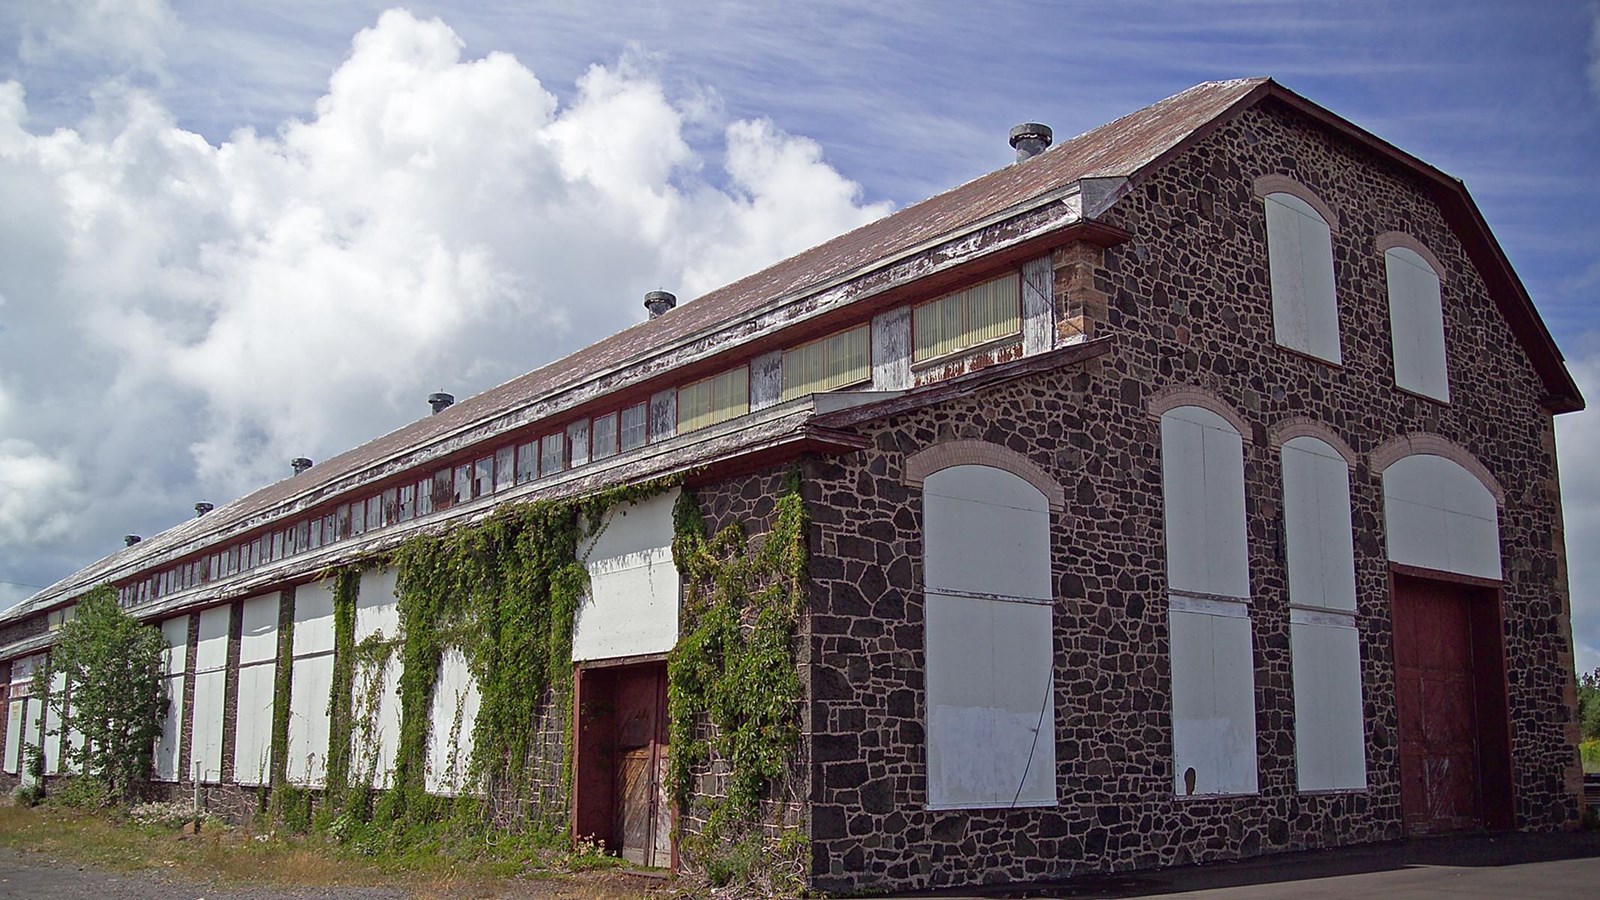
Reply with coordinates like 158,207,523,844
802,99,1579,893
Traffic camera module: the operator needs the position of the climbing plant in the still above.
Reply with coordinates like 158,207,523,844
667,471,808,835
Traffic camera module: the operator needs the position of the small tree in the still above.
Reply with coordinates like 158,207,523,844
33,585,168,804
1579,668,1600,742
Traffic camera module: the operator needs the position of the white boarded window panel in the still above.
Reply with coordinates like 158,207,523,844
1382,455,1501,580
1169,603,1258,795
233,593,279,786
234,663,276,785
43,671,65,774
573,489,683,662
4,700,22,774
153,616,189,781
923,465,1056,809
154,674,184,781
355,568,403,789
1265,193,1341,363
426,648,482,795
1281,437,1357,612
1290,612,1367,790
21,699,42,785
1385,247,1450,401
287,580,337,786
1160,407,1250,599
191,606,230,782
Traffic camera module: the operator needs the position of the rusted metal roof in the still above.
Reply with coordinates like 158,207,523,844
10,75,1581,617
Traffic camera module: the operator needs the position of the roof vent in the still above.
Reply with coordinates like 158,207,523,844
291,457,314,475
644,290,677,319
194,501,214,517
124,535,142,547
428,392,455,415
1009,122,1053,162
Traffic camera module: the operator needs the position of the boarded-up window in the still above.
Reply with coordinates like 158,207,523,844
288,580,336,787
913,273,1020,363
494,445,515,491
1383,454,1500,580
233,593,278,786
678,366,750,434
354,568,403,789
620,402,648,451
540,433,565,477
1385,247,1449,402
1282,436,1365,791
1265,192,1340,363
923,464,1056,809
191,606,230,782
573,489,683,663
1161,406,1257,796
782,325,870,400
516,441,538,483
153,616,188,781
426,647,481,796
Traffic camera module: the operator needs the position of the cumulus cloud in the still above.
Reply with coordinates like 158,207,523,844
0,9,889,591
1558,342,1600,675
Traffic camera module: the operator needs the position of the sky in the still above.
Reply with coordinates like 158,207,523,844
0,2,1595,669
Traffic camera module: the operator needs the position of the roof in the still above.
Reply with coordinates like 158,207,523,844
8,77,1582,618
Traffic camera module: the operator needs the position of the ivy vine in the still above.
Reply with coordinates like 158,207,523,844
667,471,808,835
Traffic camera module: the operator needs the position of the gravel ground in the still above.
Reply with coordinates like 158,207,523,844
0,847,409,899
0,846,656,899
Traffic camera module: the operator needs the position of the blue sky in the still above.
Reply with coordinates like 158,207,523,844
0,1,1597,667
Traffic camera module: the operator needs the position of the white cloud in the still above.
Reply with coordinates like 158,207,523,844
0,9,888,587
1558,341,1600,675
18,0,180,75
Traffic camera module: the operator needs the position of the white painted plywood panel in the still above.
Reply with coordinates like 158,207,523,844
426,648,481,795
1201,420,1251,598
162,617,189,675
356,569,401,644
43,672,65,775
1384,455,1500,579
926,593,1056,809
1170,607,1258,796
1021,254,1055,355
233,662,276,786
573,489,682,662
1162,407,1248,599
353,655,402,789
191,669,226,782
1291,618,1366,790
1283,438,1356,612
238,593,279,665
287,654,333,787
924,466,1052,602
1296,203,1340,363
1386,249,1449,402
153,674,183,781
294,580,337,657
1266,195,1309,352
4,700,22,774
870,306,912,391
194,606,230,673
21,700,42,785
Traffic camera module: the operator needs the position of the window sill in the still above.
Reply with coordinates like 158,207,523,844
910,332,1024,372
1273,342,1343,370
1172,791,1259,802
1395,383,1450,407
1297,787,1368,796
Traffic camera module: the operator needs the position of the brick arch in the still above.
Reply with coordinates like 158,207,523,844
1376,231,1448,284
1146,385,1250,438
1268,417,1358,468
903,440,1065,513
1368,433,1505,506
1252,174,1341,232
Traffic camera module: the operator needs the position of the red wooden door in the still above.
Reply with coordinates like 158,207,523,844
1392,576,1484,833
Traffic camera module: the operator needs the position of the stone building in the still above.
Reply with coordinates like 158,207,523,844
0,78,1586,893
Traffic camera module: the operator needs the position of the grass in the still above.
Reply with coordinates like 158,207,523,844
0,802,654,899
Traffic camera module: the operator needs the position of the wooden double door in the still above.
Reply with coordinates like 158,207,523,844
573,661,673,867
1390,574,1513,834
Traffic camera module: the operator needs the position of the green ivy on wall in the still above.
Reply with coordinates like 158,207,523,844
667,471,808,834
